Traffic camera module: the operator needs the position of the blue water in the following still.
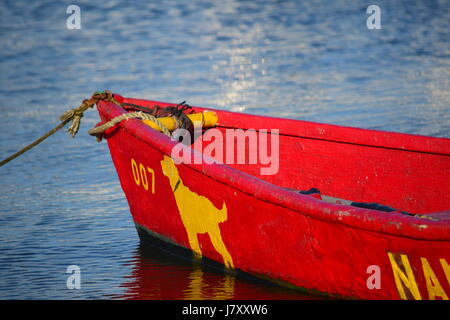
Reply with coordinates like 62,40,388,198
0,0,449,299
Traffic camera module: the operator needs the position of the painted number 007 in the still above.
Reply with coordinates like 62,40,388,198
131,158,155,194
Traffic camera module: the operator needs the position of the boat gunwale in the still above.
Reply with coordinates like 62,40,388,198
124,97,450,157
97,98,450,241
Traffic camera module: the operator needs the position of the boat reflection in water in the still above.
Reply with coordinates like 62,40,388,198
113,239,319,300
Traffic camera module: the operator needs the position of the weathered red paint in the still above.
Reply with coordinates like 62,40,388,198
96,94,450,300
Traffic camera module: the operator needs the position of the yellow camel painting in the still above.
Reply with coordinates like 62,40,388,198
160,155,234,269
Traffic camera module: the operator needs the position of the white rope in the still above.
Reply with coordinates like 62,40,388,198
88,111,172,137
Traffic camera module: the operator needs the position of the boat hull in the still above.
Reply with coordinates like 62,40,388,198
97,97,450,300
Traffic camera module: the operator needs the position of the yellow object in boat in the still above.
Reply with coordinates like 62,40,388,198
142,111,218,132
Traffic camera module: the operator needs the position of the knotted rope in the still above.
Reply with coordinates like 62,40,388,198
59,90,121,138
0,91,172,167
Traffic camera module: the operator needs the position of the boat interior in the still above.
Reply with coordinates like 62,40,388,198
121,98,450,216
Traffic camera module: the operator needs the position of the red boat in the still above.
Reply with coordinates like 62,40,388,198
95,94,450,300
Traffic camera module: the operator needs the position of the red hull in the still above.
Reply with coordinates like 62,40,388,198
97,94,450,300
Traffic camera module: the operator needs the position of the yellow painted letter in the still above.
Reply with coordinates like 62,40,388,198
421,257,448,300
439,258,450,286
387,252,422,300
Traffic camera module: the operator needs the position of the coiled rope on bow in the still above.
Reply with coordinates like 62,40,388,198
0,91,172,167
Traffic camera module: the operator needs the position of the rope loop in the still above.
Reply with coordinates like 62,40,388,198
88,111,172,139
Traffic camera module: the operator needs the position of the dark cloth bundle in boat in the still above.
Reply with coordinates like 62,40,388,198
298,187,321,195
351,201,397,213
297,187,412,215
